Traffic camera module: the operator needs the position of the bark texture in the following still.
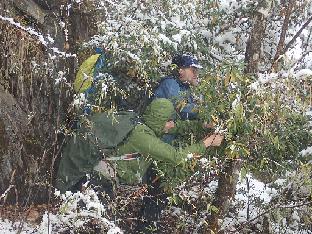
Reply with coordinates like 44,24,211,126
206,160,242,233
0,18,64,204
244,11,267,74
0,0,97,204
271,0,295,72
208,1,271,232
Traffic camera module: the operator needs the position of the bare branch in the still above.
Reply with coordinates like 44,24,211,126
290,50,312,69
271,0,296,72
0,185,15,203
284,14,312,53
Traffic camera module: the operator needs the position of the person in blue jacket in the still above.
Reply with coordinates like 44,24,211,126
153,53,202,120
153,53,203,143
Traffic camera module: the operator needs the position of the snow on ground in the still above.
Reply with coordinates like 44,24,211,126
221,173,311,233
221,174,285,232
222,174,280,229
0,214,122,234
0,189,123,234
0,219,35,234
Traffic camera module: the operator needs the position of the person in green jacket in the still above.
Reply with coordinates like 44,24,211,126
56,98,223,193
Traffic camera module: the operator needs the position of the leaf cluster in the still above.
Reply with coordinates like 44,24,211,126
196,64,312,177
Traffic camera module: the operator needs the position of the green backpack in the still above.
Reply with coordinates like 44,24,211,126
83,111,138,149
56,111,139,192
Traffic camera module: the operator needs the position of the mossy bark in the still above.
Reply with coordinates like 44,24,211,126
0,1,97,204
0,19,63,204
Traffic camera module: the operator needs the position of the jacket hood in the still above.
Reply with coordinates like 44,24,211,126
143,98,175,136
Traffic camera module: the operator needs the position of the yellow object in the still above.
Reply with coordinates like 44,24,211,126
74,54,101,93
176,99,187,112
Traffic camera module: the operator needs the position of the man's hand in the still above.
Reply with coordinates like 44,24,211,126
163,120,175,133
203,134,224,147
203,121,215,129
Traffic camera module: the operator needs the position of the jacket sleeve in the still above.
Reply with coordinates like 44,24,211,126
128,125,206,165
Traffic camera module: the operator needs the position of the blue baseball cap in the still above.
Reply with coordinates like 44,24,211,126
172,54,203,69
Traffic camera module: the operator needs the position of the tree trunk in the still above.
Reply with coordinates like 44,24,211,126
0,17,67,204
206,160,242,233
271,0,295,72
0,0,97,204
207,1,271,232
245,0,268,74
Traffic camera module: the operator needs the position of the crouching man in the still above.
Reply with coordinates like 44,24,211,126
56,98,223,193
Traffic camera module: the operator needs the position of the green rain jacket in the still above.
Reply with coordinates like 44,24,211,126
56,98,206,192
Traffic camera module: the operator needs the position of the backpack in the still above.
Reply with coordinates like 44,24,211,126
82,111,139,149
74,48,105,94
73,48,153,114
57,111,139,193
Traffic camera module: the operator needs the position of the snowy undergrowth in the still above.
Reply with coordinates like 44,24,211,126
163,168,311,234
0,188,122,234
222,169,312,233
222,175,283,232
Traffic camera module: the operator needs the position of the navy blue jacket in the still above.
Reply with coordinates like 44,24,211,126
153,75,198,120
